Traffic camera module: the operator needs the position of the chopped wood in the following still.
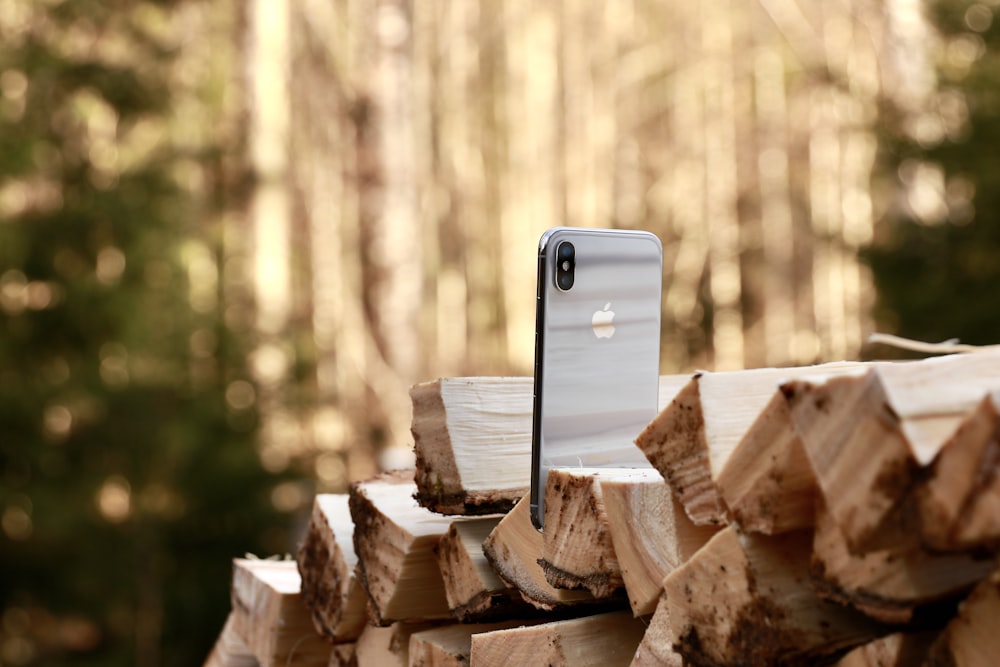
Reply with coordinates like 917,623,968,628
407,621,534,667
297,494,367,643
635,362,863,527
600,468,719,615
411,375,691,515
662,526,884,666
469,611,646,667
435,516,533,621
349,470,454,625
833,631,938,667
230,559,331,667
541,467,624,598
410,377,532,515
785,350,1000,553
203,614,259,667
328,644,356,667
630,594,684,667
354,622,437,667
810,504,994,624
925,568,1000,666
481,496,596,610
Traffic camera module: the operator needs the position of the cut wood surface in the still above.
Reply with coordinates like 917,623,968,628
833,631,938,667
411,375,692,515
328,644,356,667
663,526,884,666
297,494,367,643
481,496,596,610
811,504,994,624
541,467,623,598
599,468,719,615
926,568,1000,666
407,621,533,667
230,559,331,667
349,470,455,625
470,611,646,667
636,362,863,527
435,516,532,621
354,622,436,667
630,594,684,667
786,350,1000,553
203,614,259,667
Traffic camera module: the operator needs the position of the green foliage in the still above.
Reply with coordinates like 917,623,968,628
0,2,292,665
867,0,1000,347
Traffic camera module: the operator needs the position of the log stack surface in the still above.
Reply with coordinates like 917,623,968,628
207,350,1000,666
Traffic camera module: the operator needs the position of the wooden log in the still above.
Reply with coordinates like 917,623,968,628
662,526,884,666
925,568,1000,666
541,467,623,598
297,494,367,643
328,644,356,667
481,496,596,610
635,362,863,527
810,503,994,624
410,377,532,515
600,468,718,615
349,470,454,625
354,622,437,667
435,516,533,621
203,614,259,667
230,559,331,667
785,350,1000,553
407,621,534,667
470,611,646,667
630,594,684,667
833,631,938,667
411,375,691,515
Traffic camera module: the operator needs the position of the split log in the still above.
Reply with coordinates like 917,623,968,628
230,559,331,667
470,611,646,667
411,375,691,515
636,362,863,527
354,622,436,667
328,644,356,667
925,568,1000,666
435,516,533,621
916,392,1000,552
834,631,938,667
349,470,454,625
785,350,1000,553
810,504,994,624
407,621,534,667
662,526,884,666
541,467,623,598
630,594,684,667
481,496,596,610
203,614,259,667
410,377,532,515
297,494,367,642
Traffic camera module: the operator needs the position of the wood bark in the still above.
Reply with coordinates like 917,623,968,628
349,470,455,624
810,504,994,625
481,496,596,610
410,377,533,515
407,621,534,667
230,559,332,667
203,613,259,667
600,468,719,615
297,494,367,643
635,362,862,527
469,611,646,667
541,467,624,599
925,569,1000,666
630,594,684,667
435,516,533,621
662,526,884,666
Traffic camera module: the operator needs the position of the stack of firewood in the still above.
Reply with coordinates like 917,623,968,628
205,349,1000,666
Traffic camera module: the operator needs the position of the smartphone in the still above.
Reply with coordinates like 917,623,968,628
530,227,663,530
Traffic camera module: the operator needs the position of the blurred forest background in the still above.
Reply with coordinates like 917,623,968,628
1,0,999,664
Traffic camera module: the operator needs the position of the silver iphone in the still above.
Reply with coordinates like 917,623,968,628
530,227,663,529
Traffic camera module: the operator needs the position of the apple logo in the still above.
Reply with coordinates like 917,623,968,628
592,302,615,339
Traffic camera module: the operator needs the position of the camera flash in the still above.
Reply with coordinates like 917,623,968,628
561,260,570,271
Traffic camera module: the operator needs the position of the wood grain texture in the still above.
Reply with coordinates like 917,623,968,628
630,594,684,667
203,613,259,667
925,568,1000,666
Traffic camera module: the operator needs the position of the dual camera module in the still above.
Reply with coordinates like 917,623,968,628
555,241,575,291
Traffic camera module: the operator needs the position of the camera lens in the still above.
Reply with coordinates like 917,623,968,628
557,242,574,261
558,273,573,290
555,241,575,291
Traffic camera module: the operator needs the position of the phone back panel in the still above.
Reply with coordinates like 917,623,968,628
530,227,662,528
